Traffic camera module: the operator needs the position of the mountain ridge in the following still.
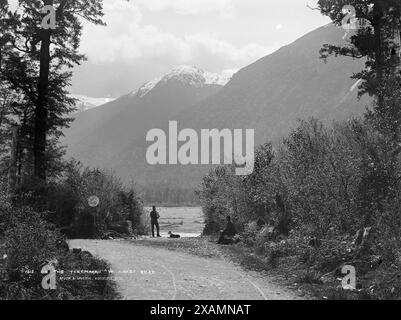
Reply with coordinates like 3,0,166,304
63,24,370,190
132,65,237,98
63,65,225,174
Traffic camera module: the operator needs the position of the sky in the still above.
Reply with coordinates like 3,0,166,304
70,0,331,97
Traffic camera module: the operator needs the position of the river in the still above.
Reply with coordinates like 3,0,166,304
144,207,204,238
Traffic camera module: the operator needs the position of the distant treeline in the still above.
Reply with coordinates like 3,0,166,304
141,184,200,206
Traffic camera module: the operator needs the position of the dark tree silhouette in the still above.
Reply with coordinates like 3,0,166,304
1,0,105,197
316,0,401,105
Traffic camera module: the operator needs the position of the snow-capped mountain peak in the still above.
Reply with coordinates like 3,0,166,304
135,76,163,98
133,66,237,98
72,94,115,112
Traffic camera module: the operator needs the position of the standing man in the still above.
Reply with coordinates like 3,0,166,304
150,206,161,238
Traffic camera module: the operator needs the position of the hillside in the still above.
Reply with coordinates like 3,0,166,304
63,24,370,192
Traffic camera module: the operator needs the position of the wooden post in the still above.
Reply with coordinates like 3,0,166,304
7,126,18,199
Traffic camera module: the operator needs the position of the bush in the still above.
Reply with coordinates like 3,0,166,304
241,222,260,248
46,161,146,238
0,178,10,237
4,207,65,283
0,203,119,300
54,250,119,300
198,117,401,299
264,238,300,268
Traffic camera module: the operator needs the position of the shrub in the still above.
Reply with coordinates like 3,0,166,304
198,116,401,299
4,206,65,284
241,222,260,248
47,160,145,238
0,204,119,300
264,238,300,268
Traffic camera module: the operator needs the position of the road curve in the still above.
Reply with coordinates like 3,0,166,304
69,239,302,300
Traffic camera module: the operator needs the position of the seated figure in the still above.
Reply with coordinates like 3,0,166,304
218,216,237,245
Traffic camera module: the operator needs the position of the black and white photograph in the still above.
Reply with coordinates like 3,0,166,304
1,0,401,308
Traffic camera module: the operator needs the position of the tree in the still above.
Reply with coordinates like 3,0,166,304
316,1,401,224
317,0,401,105
0,0,11,140
1,0,105,196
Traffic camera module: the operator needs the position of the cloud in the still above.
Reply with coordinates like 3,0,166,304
79,0,276,71
185,33,279,69
133,0,234,15
71,0,331,97
80,0,191,64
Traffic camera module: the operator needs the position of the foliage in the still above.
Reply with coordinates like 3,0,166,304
0,192,118,300
0,0,105,186
198,115,401,299
46,160,146,238
317,0,401,100
0,176,10,236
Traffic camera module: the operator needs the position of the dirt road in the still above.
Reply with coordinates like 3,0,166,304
69,239,302,300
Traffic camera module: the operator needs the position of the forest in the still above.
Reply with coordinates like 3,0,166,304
0,0,144,299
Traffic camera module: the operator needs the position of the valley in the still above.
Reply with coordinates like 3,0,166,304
63,24,369,203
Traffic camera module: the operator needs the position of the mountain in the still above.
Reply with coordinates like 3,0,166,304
62,66,233,183
63,24,370,192
72,94,115,113
175,24,369,145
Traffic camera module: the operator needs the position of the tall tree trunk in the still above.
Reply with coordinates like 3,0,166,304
274,194,291,237
34,27,51,187
373,2,385,109
8,126,18,199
